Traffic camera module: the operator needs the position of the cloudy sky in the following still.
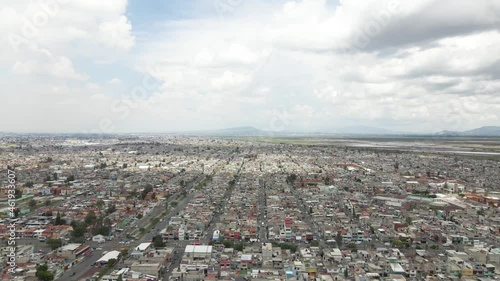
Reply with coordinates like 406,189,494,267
1,0,499,134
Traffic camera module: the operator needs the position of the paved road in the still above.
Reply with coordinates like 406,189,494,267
162,240,192,281
258,179,268,242
292,187,327,249
55,176,205,281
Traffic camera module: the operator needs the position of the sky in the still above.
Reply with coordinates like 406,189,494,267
0,0,499,134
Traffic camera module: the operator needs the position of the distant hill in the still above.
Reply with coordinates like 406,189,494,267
179,125,500,137
436,126,500,137
331,126,398,135
462,126,500,136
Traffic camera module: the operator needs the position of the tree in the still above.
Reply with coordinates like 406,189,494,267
222,240,234,248
72,223,86,238
122,163,128,169
234,243,244,251
24,181,34,187
36,264,54,281
66,175,75,182
106,204,116,215
141,184,153,200
55,212,66,225
107,258,117,268
84,211,97,225
335,232,343,246
46,239,63,250
324,177,330,185
369,226,375,234
120,248,128,256
392,239,404,248
15,188,23,199
152,235,166,248
96,199,105,209
29,199,37,208
53,172,58,180
405,217,412,225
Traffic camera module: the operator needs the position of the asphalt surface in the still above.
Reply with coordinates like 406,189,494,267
55,176,205,281
258,180,268,242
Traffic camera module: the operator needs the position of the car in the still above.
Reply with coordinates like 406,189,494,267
70,272,76,276
96,247,103,251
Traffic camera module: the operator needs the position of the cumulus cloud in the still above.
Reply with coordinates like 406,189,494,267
0,0,499,133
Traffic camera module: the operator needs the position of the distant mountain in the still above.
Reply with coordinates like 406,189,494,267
435,130,462,136
179,125,500,137
462,126,500,136
436,126,500,137
333,126,398,135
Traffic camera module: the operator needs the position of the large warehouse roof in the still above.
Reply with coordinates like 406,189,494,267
96,250,120,263
184,245,212,254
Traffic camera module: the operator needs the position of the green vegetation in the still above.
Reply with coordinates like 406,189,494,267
71,211,112,238
36,264,54,281
54,212,66,225
15,188,23,199
106,203,117,215
107,258,117,268
152,234,166,248
141,184,153,200
29,199,37,208
272,242,298,253
46,239,63,250
347,243,357,252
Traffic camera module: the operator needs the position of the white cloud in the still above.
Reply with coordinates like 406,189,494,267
108,78,122,84
211,71,250,90
98,15,135,51
1,0,499,133
12,53,88,81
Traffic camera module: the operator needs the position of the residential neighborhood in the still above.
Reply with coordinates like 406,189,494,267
1,135,499,281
